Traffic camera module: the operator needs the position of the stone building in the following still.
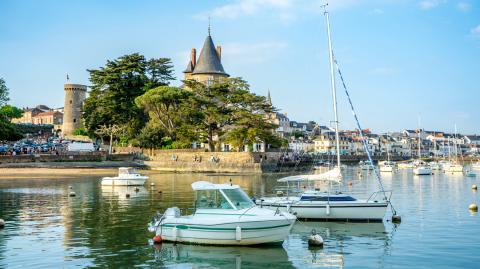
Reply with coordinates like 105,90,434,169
183,32,229,85
12,105,51,124
62,83,87,137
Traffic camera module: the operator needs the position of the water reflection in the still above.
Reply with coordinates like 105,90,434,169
1,169,479,268
153,243,294,269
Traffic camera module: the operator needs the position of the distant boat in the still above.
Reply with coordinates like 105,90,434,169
101,167,148,186
148,181,296,245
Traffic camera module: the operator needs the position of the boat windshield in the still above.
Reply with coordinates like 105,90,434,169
222,189,254,209
195,190,233,209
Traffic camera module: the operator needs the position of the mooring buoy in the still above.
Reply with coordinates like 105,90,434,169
126,193,131,198
69,185,73,189
157,190,162,194
134,187,140,192
0,219,5,228
153,235,162,244
69,191,76,197
469,203,478,212
150,182,155,186
472,185,478,190
308,230,324,247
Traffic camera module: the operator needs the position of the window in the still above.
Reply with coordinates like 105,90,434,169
73,118,76,123
222,189,254,209
195,190,232,209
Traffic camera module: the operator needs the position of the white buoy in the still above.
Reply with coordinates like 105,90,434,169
469,203,478,212
69,186,73,189
308,230,323,247
150,182,155,186
0,219,5,228
472,185,478,190
69,191,76,197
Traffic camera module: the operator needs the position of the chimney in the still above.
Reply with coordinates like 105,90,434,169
191,48,196,68
216,46,222,61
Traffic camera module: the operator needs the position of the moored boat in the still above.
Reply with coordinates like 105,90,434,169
101,167,148,186
148,181,296,245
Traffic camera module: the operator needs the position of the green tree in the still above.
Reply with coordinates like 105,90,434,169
0,78,22,141
83,53,174,139
0,105,23,121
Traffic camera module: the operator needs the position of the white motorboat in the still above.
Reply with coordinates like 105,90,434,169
444,163,464,173
257,170,389,221
101,167,148,186
379,161,395,172
413,166,432,175
429,161,441,170
148,181,296,246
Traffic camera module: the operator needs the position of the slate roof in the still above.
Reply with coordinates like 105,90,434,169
192,35,228,76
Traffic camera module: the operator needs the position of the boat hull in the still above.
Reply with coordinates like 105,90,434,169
155,219,294,245
413,167,432,175
257,200,387,222
101,177,147,186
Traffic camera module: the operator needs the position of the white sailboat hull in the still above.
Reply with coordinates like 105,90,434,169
257,199,387,221
379,166,394,172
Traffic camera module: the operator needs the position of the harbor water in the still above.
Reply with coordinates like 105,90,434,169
0,168,479,268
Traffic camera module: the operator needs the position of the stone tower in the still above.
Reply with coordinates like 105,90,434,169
183,32,229,86
62,83,87,137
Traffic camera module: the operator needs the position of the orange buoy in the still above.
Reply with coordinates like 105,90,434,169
153,235,162,244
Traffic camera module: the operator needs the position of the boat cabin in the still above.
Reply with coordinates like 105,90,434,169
118,167,138,175
192,181,254,210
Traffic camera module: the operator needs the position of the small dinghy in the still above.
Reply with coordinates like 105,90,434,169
101,167,148,186
148,181,296,246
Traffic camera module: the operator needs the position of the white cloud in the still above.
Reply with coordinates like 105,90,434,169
222,41,288,64
418,0,441,9
457,2,471,12
196,0,293,20
471,25,480,37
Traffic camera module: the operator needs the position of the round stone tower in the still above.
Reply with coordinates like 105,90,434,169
62,84,87,137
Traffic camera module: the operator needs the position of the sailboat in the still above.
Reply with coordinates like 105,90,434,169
379,144,395,172
256,6,390,221
443,126,464,173
413,128,432,175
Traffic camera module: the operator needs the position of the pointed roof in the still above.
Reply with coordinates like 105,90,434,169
192,35,228,76
267,90,272,106
183,61,193,73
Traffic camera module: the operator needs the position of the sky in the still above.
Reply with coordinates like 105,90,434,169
0,0,479,134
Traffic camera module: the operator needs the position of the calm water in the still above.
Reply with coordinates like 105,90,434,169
0,168,479,268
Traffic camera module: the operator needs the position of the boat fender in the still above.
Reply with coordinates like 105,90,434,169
326,204,330,216
236,226,242,241
153,235,162,244
172,227,178,241
391,215,402,223
308,229,323,247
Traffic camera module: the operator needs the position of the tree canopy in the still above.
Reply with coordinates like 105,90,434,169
0,78,23,141
83,53,175,139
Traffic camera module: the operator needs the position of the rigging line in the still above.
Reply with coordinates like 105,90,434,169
332,55,398,214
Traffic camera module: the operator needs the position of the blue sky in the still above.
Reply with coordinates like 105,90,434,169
1,0,479,134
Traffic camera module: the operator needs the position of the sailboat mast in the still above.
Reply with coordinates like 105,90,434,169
324,7,341,169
